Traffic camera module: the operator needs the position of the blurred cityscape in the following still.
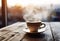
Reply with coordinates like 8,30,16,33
0,4,60,27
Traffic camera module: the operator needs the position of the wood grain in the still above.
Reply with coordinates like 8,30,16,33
0,22,53,41
50,22,60,41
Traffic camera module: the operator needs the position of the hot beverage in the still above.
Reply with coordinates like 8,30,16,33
26,21,45,32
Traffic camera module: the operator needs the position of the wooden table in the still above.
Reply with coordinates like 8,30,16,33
0,22,59,41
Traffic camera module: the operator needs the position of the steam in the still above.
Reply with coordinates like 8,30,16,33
23,5,48,22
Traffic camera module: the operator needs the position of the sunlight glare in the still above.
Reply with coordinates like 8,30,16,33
0,0,1,6
7,0,30,7
7,0,60,7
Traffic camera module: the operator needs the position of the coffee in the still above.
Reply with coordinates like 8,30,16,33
27,22,42,32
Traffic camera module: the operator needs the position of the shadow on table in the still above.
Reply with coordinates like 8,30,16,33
22,33,52,41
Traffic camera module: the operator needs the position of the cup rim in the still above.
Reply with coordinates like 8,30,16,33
26,21,42,23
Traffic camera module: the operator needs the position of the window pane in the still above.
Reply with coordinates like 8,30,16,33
7,0,25,25
7,0,60,24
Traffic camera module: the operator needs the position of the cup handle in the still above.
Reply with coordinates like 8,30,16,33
40,23,46,28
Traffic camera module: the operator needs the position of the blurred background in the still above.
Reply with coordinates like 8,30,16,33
0,0,60,28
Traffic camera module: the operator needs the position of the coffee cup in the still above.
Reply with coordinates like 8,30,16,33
26,21,46,32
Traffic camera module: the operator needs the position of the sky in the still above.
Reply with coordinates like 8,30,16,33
0,0,60,7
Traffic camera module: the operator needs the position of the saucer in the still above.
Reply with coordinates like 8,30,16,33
23,27,46,33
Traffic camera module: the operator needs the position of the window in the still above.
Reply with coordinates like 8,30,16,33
7,0,25,25
0,0,60,27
